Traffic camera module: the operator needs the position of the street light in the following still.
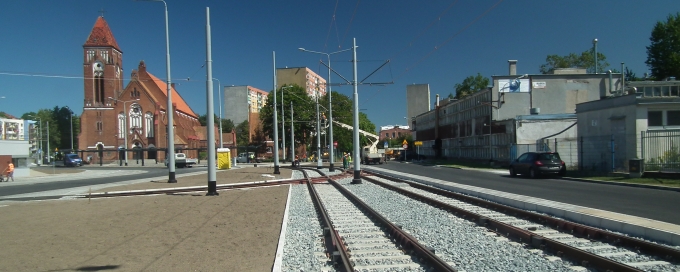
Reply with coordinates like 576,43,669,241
109,97,140,166
27,115,43,164
281,85,293,161
298,47,352,172
136,0,176,182
213,78,223,148
64,106,74,152
593,38,598,74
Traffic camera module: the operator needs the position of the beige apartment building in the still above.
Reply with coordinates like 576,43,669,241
276,67,327,98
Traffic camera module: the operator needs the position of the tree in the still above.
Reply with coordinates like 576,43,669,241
51,106,79,150
646,12,680,80
259,84,316,150
539,50,609,74
625,67,641,82
222,119,235,133
235,120,250,147
454,73,490,99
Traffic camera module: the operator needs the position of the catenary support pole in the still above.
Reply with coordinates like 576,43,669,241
272,52,280,174
351,38,362,184
205,7,218,196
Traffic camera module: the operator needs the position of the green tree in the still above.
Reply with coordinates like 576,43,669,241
625,67,641,82
646,12,680,80
235,120,250,147
259,84,316,151
51,106,79,151
222,119,235,133
539,50,609,74
454,73,490,99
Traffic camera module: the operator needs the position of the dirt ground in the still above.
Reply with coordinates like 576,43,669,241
0,166,294,271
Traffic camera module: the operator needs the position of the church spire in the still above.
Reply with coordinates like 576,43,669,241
83,16,121,52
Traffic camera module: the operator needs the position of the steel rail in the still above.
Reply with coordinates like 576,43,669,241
362,170,676,272
301,169,354,271
307,169,456,272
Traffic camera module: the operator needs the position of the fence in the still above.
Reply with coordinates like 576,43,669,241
511,135,628,173
642,130,680,172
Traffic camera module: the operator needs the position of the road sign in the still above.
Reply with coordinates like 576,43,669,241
402,139,408,145
414,141,422,146
333,141,338,147
402,144,408,149
384,141,388,148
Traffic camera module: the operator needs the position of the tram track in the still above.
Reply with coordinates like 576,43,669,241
299,168,455,272
361,169,680,272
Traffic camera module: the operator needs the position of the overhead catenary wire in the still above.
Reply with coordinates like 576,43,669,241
363,0,504,102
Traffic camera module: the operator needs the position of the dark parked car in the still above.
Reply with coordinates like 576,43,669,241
509,152,566,178
64,154,83,167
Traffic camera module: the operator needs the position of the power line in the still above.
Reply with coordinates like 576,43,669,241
364,0,504,102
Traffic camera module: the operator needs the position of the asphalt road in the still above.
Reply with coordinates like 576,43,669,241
0,167,206,200
372,162,680,225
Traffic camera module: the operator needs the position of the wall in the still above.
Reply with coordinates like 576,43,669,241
406,84,430,128
492,74,621,121
0,140,31,177
224,86,249,125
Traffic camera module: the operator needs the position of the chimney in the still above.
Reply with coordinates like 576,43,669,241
435,94,440,107
508,60,517,75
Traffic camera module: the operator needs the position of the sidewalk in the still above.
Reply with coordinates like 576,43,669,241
0,166,294,271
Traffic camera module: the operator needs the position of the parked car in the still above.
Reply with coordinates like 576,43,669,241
509,151,566,178
64,154,83,167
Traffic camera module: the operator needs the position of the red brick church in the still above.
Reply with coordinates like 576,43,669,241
77,16,208,161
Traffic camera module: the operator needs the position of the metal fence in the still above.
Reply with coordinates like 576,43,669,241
642,130,680,172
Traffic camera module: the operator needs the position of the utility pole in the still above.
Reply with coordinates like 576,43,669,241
205,7,218,196
291,101,294,167
272,52,280,174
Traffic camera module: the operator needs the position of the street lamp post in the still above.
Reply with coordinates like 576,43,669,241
28,115,42,164
281,85,293,162
109,97,140,166
65,106,74,152
298,47,352,172
213,78,223,148
272,51,280,174
593,38,598,74
290,101,294,167
135,0,176,183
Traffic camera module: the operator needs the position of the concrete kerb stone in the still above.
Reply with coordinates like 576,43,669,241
436,164,680,192
364,166,680,247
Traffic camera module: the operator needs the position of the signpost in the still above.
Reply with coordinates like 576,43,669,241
414,141,422,156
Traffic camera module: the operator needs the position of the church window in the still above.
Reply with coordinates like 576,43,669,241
118,113,125,138
145,112,154,137
129,104,142,130
96,121,103,131
87,50,95,62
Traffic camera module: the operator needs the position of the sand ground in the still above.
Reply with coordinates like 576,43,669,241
0,166,294,272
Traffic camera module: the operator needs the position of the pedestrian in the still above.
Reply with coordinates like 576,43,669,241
342,153,348,169
4,160,14,182
348,153,352,165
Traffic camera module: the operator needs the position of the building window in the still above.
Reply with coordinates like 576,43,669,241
129,104,142,130
118,113,125,138
385,133,389,138
145,112,154,137
668,111,680,126
648,110,680,127
87,50,95,62
96,121,103,131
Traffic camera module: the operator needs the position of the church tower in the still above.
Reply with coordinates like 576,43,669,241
78,16,123,155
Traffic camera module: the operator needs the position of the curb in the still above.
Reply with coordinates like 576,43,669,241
433,164,680,192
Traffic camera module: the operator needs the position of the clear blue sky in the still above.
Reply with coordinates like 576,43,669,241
0,0,675,128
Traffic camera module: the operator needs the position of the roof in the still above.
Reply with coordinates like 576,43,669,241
516,113,576,121
146,72,198,118
83,16,121,52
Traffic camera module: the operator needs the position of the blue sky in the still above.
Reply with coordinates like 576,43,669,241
0,0,676,128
